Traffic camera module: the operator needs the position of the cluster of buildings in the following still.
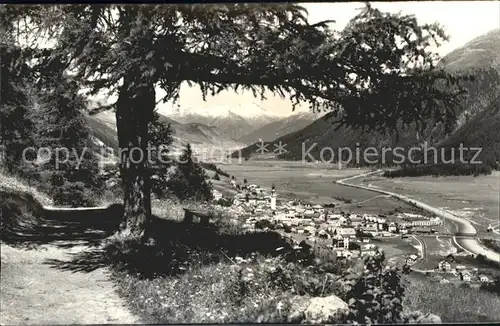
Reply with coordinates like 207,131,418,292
397,213,443,228
218,181,445,256
402,253,495,284
219,180,447,258
226,184,442,242
437,259,492,283
220,183,381,259
213,178,496,280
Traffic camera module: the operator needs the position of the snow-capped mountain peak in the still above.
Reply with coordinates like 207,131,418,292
166,103,280,119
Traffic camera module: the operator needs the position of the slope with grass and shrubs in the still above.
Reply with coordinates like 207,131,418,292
1,173,491,324
403,274,500,322
107,227,447,324
93,195,440,324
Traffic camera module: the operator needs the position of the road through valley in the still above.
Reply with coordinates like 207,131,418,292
336,170,500,263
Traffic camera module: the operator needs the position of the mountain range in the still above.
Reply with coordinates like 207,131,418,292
85,110,246,162
86,29,500,171
438,28,500,72
168,104,283,140
237,111,328,144
233,29,500,168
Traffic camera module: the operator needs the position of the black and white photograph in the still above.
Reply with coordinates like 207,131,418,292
1,1,499,324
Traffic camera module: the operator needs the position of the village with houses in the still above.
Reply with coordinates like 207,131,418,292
210,178,497,287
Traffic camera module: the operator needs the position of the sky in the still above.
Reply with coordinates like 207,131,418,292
155,1,500,117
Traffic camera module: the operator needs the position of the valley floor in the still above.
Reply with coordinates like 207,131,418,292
0,243,139,325
352,171,500,237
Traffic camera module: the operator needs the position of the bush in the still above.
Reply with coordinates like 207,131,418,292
265,257,355,298
215,197,233,207
199,162,230,178
51,181,97,207
213,173,221,181
344,251,407,324
111,253,296,323
255,219,274,230
0,172,53,206
0,189,47,240
168,144,213,202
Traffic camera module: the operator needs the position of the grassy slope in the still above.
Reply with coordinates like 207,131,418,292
236,113,420,163
436,94,500,165
84,115,119,151
403,274,500,322
0,172,53,206
237,112,320,145
2,172,499,323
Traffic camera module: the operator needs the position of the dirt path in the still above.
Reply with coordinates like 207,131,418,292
0,243,140,325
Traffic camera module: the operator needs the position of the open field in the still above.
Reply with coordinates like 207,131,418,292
353,172,499,235
371,237,419,266
426,236,457,255
221,161,424,214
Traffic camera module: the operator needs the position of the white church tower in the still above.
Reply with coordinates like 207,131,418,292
270,184,277,210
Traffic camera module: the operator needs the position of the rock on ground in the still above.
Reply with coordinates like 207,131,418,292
417,313,442,324
406,310,442,324
287,295,348,324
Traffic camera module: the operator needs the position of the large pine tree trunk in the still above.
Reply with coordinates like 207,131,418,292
114,72,155,241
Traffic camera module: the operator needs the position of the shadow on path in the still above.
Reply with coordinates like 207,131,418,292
0,190,122,249
1,191,305,280
43,216,302,279
44,248,109,273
